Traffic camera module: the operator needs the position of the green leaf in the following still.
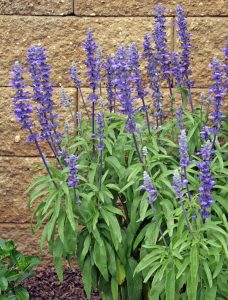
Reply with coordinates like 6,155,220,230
205,285,217,300
54,256,63,282
126,258,142,300
106,156,125,179
57,211,66,244
14,286,29,300
65,195,76,231
143,262,161,283
5,270,19,282
120,180,135,193
82,257,92,300
0,277,8,291
203,261,213,288
79,234,91,265
165,264,175,300
105,241,116,276
176,257,190,279
104,205,124,217
134,250,163,274
93,240,109,281
111,277,118,300
213,260,223,279
189,244,198,300
161,200,174,237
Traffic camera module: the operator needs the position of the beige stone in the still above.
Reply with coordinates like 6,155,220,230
0,88,77,156
178,17,228,87
0,16,172,87
0,223,51,264
0,156,44,222
0,0,73,15
74,0,228,17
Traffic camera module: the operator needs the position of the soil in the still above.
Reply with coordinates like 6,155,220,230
23,267,101,300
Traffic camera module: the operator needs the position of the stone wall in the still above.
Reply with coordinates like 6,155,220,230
0,0,227,263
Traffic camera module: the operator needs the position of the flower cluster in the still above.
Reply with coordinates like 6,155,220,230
153,4,171,84
96,113,104,151
10,61,35,139
172,170,184,199
143,34,163,127
105,56,116,112
197,141,216,219
175,6,193,90
209,57,225,133
114,44,136,133
128,43,147,100
178,129,189,168
65,154,80,187
83,29,100,98
172,53,183,87
27,45,60,143
60,87,72,107
69,62,82,89
141,171,158,203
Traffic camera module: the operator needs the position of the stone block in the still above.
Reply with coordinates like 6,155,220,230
0,16,172,87
0,0,73,16
74,0,228,17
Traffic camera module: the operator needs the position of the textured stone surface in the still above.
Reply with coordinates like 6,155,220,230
0,0,73,15
0,223,50,263
74,0,228,16
178,17,228,87
0,88,76,156
0,156,43,222
0,16,172,87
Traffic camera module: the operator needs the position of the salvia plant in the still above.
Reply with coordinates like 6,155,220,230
10,4,227,300
0,239,40,300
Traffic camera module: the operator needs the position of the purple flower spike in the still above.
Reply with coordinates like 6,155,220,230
142,171,158,203
200,125,212,140
65,154,80,187
154,4,172,90
197,141,216,220
27,45,59,143
223,36,228,93
173,171,184,199
143,34,163,127
115,44,136,132
128,43,147,100
175,5,194,111
83,29,100,92
10,61,35,138
129,43,151,133
70,62,82,89
172,53,183,87
176,107,184,129
106,56,116,112
178,129,189,168
142,171,167,245
209,57,225,138
96,113,104,151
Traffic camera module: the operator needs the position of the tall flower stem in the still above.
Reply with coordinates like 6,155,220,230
132,133,143,163
73,187,81,205
183,167,191,201
99,150,103,191
141,96,151,135
92,96,95,154
79,88,90,119
150,202,167,246
28,128,57,188
180,197,194,237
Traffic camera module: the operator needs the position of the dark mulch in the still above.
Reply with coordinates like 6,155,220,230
23,267,101,300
